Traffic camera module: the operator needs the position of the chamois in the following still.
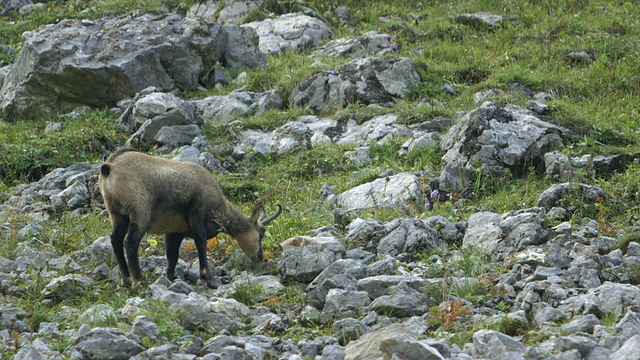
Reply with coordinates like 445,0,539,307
98,148,282,287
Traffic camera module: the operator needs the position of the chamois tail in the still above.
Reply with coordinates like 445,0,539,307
100,164,111,177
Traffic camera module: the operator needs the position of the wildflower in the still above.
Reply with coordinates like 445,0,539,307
553,174,560,178
430,189,440,199
563,169,572,175
391,45,398,51
385,35,392,41
424,201,431,210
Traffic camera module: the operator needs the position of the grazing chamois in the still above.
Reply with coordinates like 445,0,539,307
98,148,282,287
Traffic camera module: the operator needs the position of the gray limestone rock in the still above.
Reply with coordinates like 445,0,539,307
472,330,526,359
439,102,568,193
243,13,331,54
290,57,421,114
320,289,371,324
70,328,145,360
313,31,397,58
337,173,422,212
332,318,370,346
41,274,92,300
278,241,346,282
456,13,505,28
0,14,248,119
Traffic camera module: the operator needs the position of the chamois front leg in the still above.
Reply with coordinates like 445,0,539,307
109,213,131,286
164,233,184,282
192,226,216,288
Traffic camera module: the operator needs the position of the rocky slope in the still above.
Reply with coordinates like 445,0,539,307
2,1,640,360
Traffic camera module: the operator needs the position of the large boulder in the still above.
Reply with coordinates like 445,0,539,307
0,13,264,119
337,173,422,212
438,102,569,193
290,57,421,114
243,13,331,54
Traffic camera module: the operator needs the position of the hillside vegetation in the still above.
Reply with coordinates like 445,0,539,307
1,0,640,358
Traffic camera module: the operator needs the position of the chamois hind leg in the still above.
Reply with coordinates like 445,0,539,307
124,222,147,287
109,213,131,285
164,233,184,282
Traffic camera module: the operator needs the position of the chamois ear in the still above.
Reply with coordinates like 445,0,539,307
250,203,263,224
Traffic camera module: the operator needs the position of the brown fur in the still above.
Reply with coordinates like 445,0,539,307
98,148,281,287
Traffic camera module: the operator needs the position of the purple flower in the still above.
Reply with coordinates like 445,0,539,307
563,169,572,175
430,189,440,199
385,35,392,41
391,45,398,51
553,174,560,178
425,201,431,209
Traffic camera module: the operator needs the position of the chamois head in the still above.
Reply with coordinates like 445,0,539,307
230,203,283,262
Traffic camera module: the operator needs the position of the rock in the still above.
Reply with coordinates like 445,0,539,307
171,293,240,334
544,150,635,179
332,318,370,346
307,259,366,291
560,314,601,335
131,316,163,344
377,218,445,261
127,101,203,146
278,241,346,282
169,146,225,173
560,282,640,318
313,31,397,58
369,290,431,318
243,13,331,54
320,289,371,324
344,147,372,167
217,0,261,26
269,121,313,155
379,337,444,360
154,124,203,146
344,324,438,360
12,345,45,360
41,274,92,300
555,335,599,358
462,211,503,254
191,89,281,124
186,0,219,23
456,13,504,28
617,310,640,338
126,91,184,128
337,173,422,212
527,100,548,114
291,57,421,113
199,335,276,359
337,113,411,145
223,25,267,69
568,51,595,65
536,183,606,210
439,102,568,193
318,344,346,360
70,328,145,360
472,330,526,359
1,13,263,119
357,275,425,299
611,334,640,360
